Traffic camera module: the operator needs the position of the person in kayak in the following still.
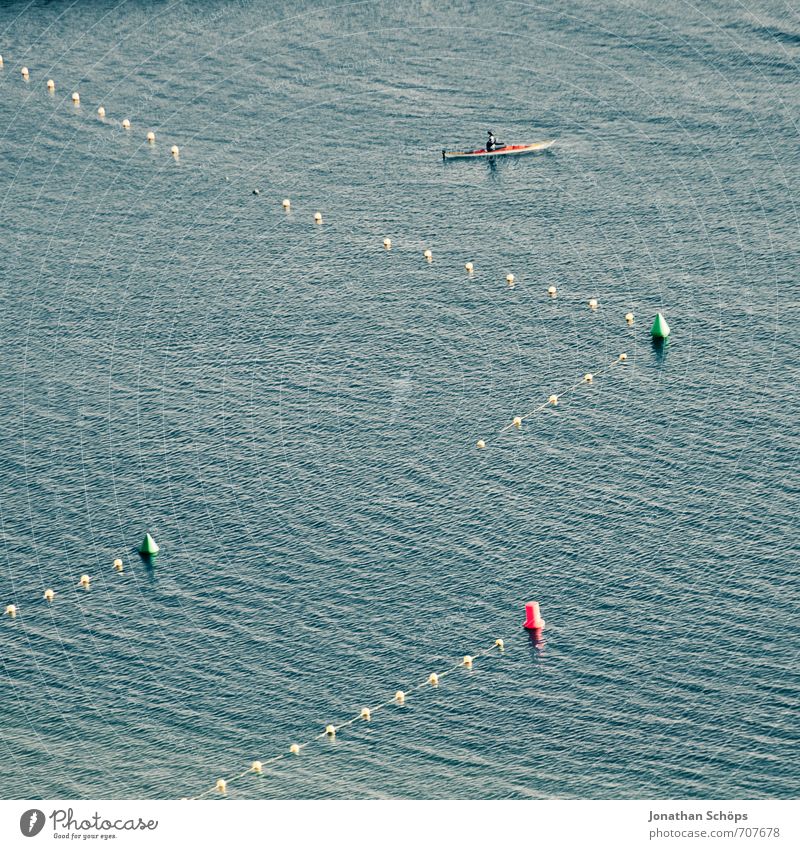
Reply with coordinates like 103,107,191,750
486,130,504,151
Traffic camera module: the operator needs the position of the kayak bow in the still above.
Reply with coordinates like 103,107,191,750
441,140,555,160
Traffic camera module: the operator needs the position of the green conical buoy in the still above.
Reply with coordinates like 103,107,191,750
650,312,670,338
139,533,159,556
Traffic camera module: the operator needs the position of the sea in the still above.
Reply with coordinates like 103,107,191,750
0,0,797,800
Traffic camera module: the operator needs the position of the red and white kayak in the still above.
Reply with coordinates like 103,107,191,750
442,140,555,160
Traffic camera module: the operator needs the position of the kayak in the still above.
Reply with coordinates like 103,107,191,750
442,140,555,160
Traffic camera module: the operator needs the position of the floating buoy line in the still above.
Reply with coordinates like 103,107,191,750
0,57,183,158
475,353,630,448
3,534,158,623
194,639,506,800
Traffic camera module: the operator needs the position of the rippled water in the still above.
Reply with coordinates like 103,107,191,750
0,0,798,800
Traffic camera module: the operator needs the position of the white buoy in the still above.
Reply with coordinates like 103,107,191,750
252,188,260,195
289,743,300,755
395,690,405,704
547,285,557,297
423,249,432,261
464,261,474,273
5,604,17,618
21,67,29,78
325,724,336,737
588,298,598,310
171,145,179,157
463,655,473,668
46,79,55,91
360,707,371,721
113,558,123,572
548,394,559,405
282,198,291,209
44,589,55,602
513,416,522,429
506,273,515,286
146,131,155,143
0,56,4,68
79,574,91,588
625,312,634,325
71,91,80,104
122,118,130,129
619,352,628,361
584,373,593,383
314,212,322,223
215,779,227,795
97,106,105,118
495,638,504,650
383,237,391,249
476,439,486,449
251,761,263,774
428,673,439,686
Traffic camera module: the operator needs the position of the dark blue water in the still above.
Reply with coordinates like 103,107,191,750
0,0,798,799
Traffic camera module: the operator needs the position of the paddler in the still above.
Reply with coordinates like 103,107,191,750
486,130,504,152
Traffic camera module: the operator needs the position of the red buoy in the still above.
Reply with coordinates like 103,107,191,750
523,601,545,631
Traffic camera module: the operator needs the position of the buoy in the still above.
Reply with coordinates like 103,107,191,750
139,533,159,556
252,188,260,195
97,106,105,118
113,558,123,572
506,273,515,286
494,639,504,650
325,724,336,737
289,743,300,755
44,589,55,602
71,91,80,104
79,574,91,588
5,604,17,618
650,312,670,338
619,352,628,361
463,655,473,668
251,761,263,774
122,118,130,129
476,439,485,449
423,249,432,261
383,237,391,249
360,707,371,721
464,261,474,273
523,601,545,631
625,312,634,325
171,145,179,157
588,298,598,310
215,779,226,795
282,198,291,209
513,416,522,429
46,79,55,91
314,212,322,223
584,373,593,383
395,690,405,704
146,131,155,143
21,67,29,78
548,394,558,405
0,56,4,68
428,673,439,687
547,285,557,297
